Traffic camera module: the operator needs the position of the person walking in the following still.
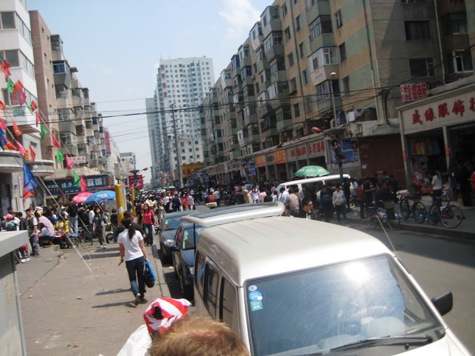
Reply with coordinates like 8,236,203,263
118,217,148,306
92,207,107,248
354,179,366,219
332,184,347,223
67,201,79,242
141,204,155,247
319,185,333,222
26,208,39,256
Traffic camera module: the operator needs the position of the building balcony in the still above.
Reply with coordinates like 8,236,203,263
310,64,339,86
271,70,287,83
244,113,257,126
258,103,275,117
59,120,77,135
261,6,281,38
64,144,78,156
28,160,55,177
256,58,269,73
72,96,84,108
0,150,23,173
264,44,284,61
305,0,330,23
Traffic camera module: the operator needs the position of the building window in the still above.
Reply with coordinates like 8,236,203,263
405,21,430,40
299,42,305,58
296,15,301,31
339,43,346,62
284,27,291,41
442,13,468,35
409,58,434,77
302,70,308,84
316,81,331,101
342,76,350,95
290,78,297,93
335,10,343,28
446,50,473,74
281,3,288,17
294,103,301,117
287,52,294,67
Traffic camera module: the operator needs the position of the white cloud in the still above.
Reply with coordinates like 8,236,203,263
218,0,262,43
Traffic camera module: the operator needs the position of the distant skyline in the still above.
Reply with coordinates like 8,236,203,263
28,0,271,182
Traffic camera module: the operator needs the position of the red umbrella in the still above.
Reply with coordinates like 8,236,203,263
72,192,92,204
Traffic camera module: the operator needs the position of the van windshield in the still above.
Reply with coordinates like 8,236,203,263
245,255,444,356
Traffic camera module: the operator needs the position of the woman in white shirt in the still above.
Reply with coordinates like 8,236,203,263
431,170,443,204
118,218,148,306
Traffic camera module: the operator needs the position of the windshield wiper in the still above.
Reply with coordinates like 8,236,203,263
330,335,433,352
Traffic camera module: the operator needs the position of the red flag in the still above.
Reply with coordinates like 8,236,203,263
0,118,6,130
0,101,5,110
65,155,74,170
20,90,27,105
5,140,16,150
80,176,87,192
3,67,11,81
1,60,10,73
29,145,36,162
35,111,41,127
30,100,38,112
23,187,35,200
12,119,23,136
16,140,26,155
13,80,24,93
51,134,61,148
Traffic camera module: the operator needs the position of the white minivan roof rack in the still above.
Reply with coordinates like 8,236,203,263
181,202,285,227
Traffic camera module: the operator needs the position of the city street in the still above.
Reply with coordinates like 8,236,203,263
17,207,475,355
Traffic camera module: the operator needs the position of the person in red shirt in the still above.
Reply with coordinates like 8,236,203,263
141,204,155,247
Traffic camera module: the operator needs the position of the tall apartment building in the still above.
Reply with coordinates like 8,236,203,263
201,0,474,187
0,0,53,213
147,57,214,187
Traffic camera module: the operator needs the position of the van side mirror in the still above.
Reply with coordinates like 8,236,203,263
431,291,453,316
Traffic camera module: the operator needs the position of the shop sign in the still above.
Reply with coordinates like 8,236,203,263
266,154,275,164
70,156,87,164
287,144,307,160
402,92,475,132
400,83,428,103
307,141,326,158
44,174,109,195
274,150,286,164
255,155,266,168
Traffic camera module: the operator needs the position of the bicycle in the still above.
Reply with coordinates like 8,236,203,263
398,191,427,224
427,193,464,228
367,200,401,230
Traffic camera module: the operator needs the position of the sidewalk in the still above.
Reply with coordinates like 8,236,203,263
17,238,167,356
346,195,475,241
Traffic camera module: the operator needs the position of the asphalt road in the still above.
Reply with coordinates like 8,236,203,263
355,225,475,354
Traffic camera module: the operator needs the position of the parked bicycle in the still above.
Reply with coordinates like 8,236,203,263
427,193,464,228
398,191,427,223
367,200,401,230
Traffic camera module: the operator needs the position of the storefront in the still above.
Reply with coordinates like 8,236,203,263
398,79,475,196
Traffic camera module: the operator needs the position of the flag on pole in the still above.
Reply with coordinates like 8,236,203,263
55,148,65,163
51,134,61,148
0,118,6,130
65,155,74,170
30,100,38,112
16,140,26,155
13,80,24,93
5,140,16,150
29,145,36,161
40,123,48,140
19,90,27,105
23,163,38,198
73,171,80,187
7,77,14,93
12,119,23,136
80,176,87,192
0,130,6,150
36,111,41,127
1,59,10,73
0,101,5,111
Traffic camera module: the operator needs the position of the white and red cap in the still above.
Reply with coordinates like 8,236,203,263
143,297,191,334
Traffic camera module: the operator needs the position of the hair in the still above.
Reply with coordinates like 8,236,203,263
121,218,136,240
150,316,249,356
301,196,313,207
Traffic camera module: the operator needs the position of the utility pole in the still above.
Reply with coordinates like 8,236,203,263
171,103,183,189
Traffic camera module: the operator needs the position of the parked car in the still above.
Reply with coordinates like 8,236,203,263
171,222,206,300
186,209,469,355
157,210,195,263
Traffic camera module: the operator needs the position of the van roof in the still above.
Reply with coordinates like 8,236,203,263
277,174,351,189
198,217,391,285
181,202,285,227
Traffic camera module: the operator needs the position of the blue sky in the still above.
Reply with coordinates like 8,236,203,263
28,0,271,182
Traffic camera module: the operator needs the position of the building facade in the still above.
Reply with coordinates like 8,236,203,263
147,57,215,188
200,0,474,189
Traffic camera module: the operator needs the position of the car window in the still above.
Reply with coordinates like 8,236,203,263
164,217,182,230
245,255,443,356
183,226,205,250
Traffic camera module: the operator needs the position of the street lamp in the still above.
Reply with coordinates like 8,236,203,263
329,72,337,125
129,167,148,214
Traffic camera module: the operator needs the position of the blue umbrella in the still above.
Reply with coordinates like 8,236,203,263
85,190,116,204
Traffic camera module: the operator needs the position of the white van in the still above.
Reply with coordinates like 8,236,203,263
187,211,469,355
276,174,351,194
